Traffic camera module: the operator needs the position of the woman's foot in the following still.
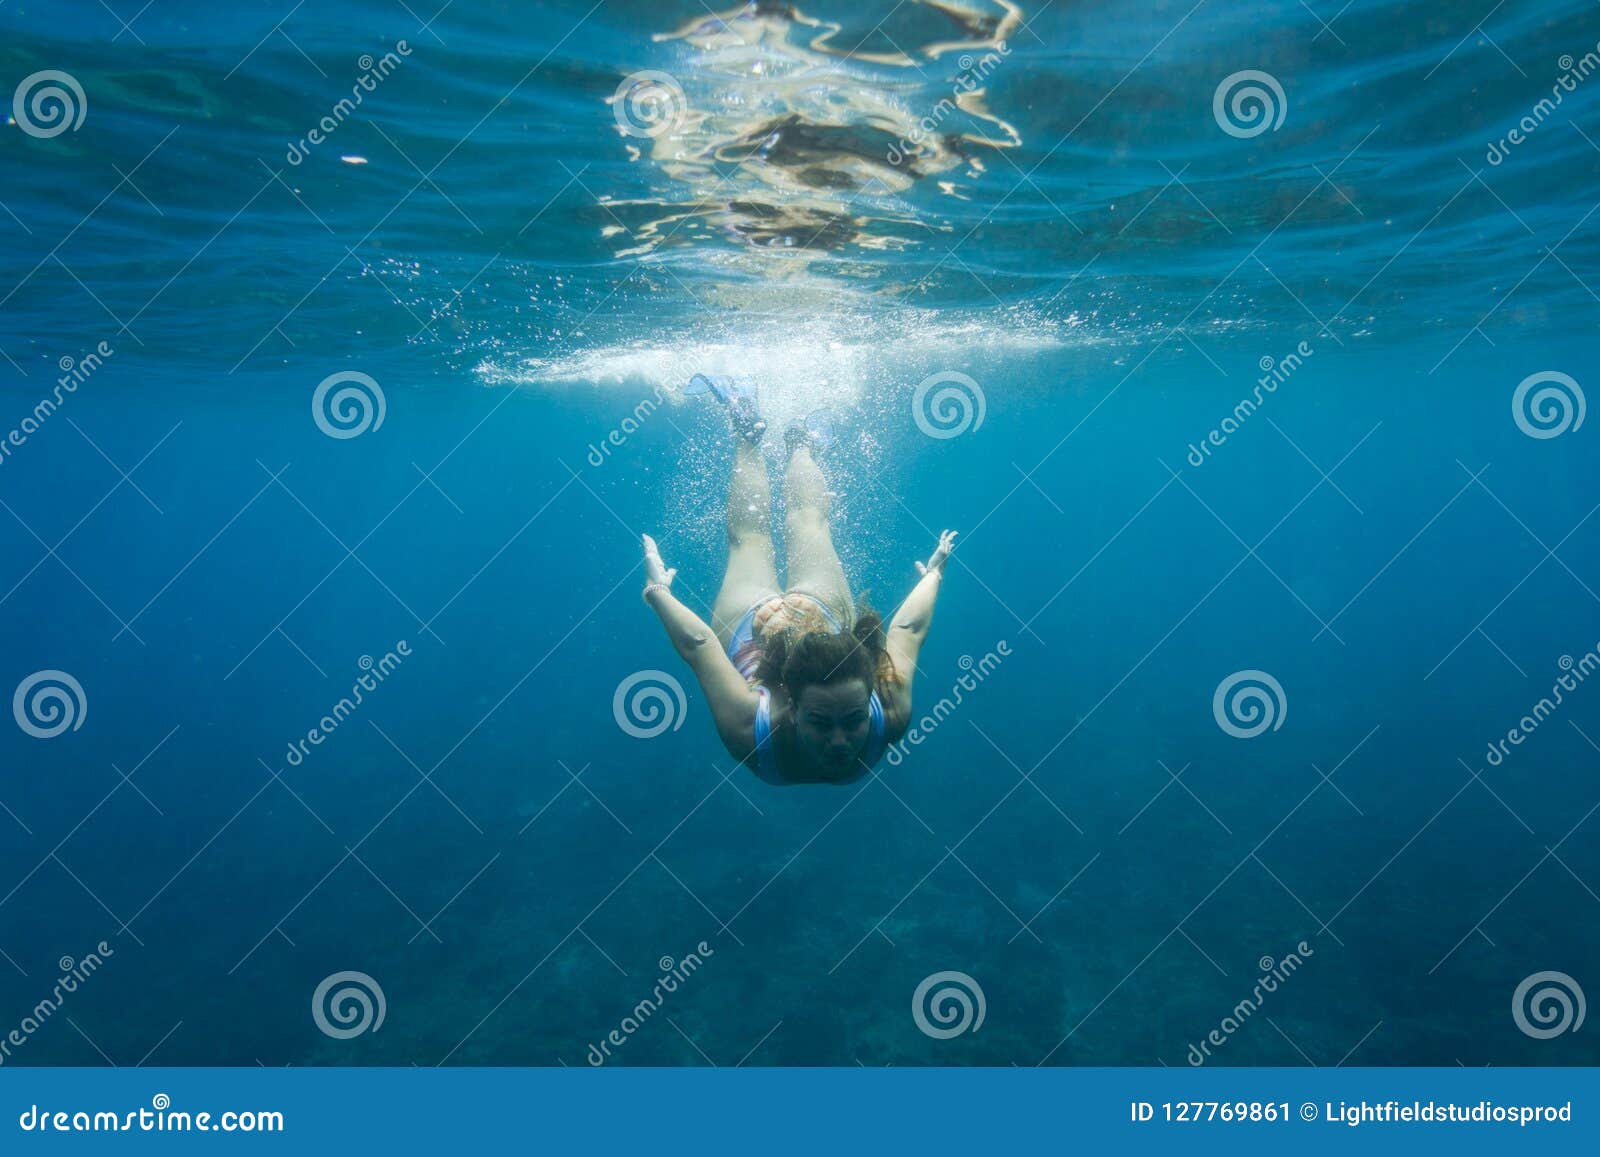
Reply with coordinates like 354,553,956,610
784,407,835,458
686,373,767,445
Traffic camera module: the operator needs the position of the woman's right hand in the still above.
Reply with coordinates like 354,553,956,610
916,529,958,576
642,534,677,595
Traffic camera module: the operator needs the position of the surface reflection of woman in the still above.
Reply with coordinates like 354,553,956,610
642,377,956,784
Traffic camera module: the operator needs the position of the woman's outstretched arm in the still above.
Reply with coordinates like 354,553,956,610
881,529,957,733
641,535,760,757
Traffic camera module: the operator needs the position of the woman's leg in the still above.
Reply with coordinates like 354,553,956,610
711,439,781,644
783,444,853,625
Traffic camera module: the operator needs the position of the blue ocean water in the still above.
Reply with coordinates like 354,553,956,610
1,0,1598,1068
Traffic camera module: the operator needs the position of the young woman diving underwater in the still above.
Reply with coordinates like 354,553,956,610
641,376,957,785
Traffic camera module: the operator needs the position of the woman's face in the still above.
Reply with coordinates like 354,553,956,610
793,679,872,773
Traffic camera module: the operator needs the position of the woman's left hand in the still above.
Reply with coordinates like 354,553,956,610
916,529,958,576
642,534,677,592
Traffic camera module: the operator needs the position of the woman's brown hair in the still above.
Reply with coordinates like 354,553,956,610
757,601,895,699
